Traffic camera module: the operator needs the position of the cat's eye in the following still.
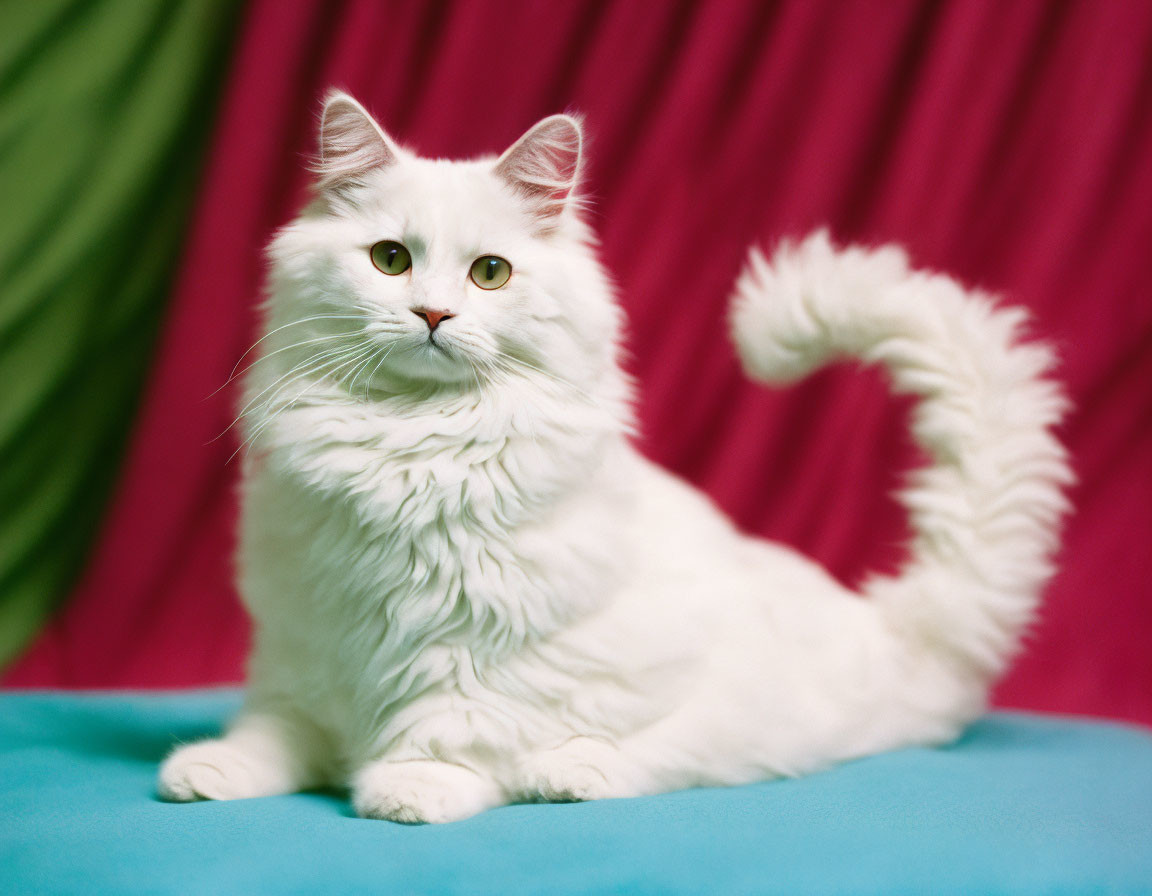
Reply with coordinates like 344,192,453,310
370,240,412,276
469,255,512,290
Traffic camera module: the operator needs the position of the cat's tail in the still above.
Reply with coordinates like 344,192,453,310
729,230,1073,681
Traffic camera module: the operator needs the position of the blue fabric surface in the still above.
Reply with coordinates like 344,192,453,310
1,691,1150,895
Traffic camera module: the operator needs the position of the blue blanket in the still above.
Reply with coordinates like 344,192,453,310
2,691,1150,894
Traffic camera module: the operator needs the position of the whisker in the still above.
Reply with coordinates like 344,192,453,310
346,345,387,398
210,342,363,444
229,346,376,463
360,341,398,400
252,344,370,416
211,314,366,398
496,354,602,408
233,341,359,420
211,330,365,397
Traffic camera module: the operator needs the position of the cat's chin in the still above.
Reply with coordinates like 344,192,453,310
352,340,481,396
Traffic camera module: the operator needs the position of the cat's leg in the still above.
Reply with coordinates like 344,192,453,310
158,708,329,802
513,735,646,803
352,757,503,824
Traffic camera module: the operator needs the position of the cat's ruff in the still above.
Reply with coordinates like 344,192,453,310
158,92,1071,823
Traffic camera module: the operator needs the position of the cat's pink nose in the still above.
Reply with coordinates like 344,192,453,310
411,308,454,331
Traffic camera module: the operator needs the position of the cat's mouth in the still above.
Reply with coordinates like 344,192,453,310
353,327,481,390
385,330,476,386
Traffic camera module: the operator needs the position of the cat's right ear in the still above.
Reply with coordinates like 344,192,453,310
314,91,402,195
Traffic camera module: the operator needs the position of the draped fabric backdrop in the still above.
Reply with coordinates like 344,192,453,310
4,1,1151,726
0,0,241,664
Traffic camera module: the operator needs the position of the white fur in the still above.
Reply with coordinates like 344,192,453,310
158,94,1072,822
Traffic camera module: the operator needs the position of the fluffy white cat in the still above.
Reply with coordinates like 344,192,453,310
158,92,1072,823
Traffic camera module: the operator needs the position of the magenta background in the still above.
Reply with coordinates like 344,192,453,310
9,1,1151,725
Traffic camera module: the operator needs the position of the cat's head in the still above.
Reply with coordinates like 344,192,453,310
265,91,624,400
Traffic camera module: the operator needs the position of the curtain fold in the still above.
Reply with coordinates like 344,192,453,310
0,0,243,664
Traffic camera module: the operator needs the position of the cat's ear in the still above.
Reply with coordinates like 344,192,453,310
494,114,583,221
315,90,402,194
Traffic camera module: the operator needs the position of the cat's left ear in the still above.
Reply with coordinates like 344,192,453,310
315,90,403,195
494,114,583,221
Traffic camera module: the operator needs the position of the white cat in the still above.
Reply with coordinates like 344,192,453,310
158,92,1071,823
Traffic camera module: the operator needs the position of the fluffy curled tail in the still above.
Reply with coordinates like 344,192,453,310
730,231,1073,680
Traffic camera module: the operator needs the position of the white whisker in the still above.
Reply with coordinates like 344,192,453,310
496,354,603,410
211,314,366,398
214,330,366,397
360,341,399,400
211,341,365,445
229,345,376,463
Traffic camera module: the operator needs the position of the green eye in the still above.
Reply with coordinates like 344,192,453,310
470,255,512,289
370,240,411,275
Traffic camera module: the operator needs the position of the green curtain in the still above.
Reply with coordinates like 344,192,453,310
0,0,242,666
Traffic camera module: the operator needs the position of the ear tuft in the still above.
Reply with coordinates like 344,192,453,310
494,114,583,220
315,90,400,194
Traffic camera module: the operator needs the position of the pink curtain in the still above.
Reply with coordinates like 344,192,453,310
10,0,1151,725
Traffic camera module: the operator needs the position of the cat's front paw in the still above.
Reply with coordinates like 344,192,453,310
352,759,499,824
158,740,270,802
515,737,633,803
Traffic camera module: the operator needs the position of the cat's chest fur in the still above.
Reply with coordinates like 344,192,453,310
239,391,633,758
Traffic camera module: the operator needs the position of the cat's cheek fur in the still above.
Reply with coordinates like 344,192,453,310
159,97,1070,821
